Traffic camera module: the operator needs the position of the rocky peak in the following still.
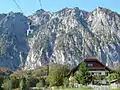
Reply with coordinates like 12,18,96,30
36,9,46,14
55,7,89,18
0,7,120,70
28,9,51,25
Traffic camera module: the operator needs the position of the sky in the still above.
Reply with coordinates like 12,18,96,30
0,0,120,15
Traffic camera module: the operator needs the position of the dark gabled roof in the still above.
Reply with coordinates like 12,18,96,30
85,57,103,64
84,57,112,71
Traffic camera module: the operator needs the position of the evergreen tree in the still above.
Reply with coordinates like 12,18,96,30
20,77,26,90
75,62,92,85
0,74,4,90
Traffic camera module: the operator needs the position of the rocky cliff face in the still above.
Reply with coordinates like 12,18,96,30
0,12,29,70
25,7,120,69
0,7,120,70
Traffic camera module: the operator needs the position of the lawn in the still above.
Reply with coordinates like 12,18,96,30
61,87,92,90
112,89,120,90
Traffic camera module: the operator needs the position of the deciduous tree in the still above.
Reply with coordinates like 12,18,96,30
47,63,70,87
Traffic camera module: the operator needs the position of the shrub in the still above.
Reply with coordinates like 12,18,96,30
63,77,69,88
26,77,39,88
2,78,12,90
36,78,46,89
11,76,19,89
108,72,119,81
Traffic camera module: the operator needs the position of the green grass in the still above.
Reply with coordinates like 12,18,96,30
61,87,92,90
112,89,120,90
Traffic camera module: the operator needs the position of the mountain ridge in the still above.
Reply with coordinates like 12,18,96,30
0,7,120,70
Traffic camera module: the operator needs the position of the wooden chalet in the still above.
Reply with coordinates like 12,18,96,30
69,57,112,76
84,57,111,76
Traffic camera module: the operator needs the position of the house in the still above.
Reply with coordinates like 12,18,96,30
68,57,112,85
84,57,111,76
69,57,111,76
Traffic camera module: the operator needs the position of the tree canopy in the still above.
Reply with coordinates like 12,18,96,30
47,63,70,87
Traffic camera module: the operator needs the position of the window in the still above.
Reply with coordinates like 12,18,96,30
88,64,93,67
92,72,94,75
99,72,101,75
106,72,108,76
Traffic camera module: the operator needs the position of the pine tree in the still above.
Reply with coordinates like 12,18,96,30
20,77,26,90
75,62,92,85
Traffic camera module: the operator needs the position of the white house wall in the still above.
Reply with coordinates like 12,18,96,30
89,70,109,75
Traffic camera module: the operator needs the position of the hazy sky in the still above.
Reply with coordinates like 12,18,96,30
1,0,120,15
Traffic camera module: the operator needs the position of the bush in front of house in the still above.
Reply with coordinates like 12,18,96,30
108,72,119,81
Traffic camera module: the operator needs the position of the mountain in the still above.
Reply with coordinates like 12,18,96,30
0,7,120,70
0,12,29,70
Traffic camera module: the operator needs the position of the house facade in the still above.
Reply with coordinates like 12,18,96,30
68,57,112,85
84,57,111,76
69,57,111,77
